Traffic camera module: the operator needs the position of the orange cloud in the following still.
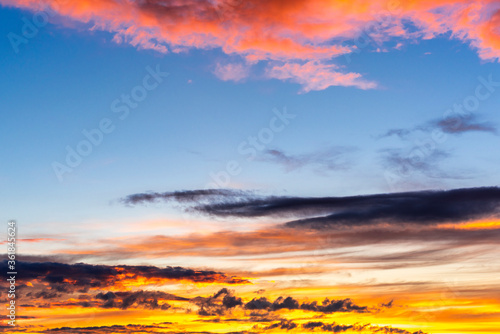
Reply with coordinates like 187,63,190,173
3,0,500,91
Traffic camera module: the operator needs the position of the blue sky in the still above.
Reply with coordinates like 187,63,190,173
2,5,500,231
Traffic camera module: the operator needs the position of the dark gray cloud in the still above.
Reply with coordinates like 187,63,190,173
95,290,178,310
261,321,427,333
193,288,243,316
244,296,368,314
263,319,297,330
121,187,500,229
284,187,500,229
122,188,252,206
0,260,250,294
270,296,300,311
300,298,368,313
245,297,273,310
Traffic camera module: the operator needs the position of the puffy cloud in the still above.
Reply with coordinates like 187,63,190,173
193,288,243,316
245,296,368,314
244,297,272,310
300,298,368,313
4,0,500,91
263,319,297,330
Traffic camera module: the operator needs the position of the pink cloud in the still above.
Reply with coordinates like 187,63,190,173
2,0,500,91
214,62,250,82
267,61,377,92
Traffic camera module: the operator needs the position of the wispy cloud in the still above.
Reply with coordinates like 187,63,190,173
213,61,251,82
435,114,497,135
379,147,467,180
379,114,497,139
121,188,252,206
266,61,377,92
259,146,356,174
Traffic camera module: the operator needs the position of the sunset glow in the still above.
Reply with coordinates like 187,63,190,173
2,0,500,333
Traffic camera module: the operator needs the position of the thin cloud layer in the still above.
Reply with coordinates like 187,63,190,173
259,147,355,174
122,188,252,206
122,187,500,228
4,0,500,91
435,114,497,135
380,148,462,180
379,114,497,139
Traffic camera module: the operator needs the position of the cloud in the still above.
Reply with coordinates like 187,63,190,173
263,319,297,330
376,114,496,184
17,287,186,312
380,147,462,180
244,295,299,313
435,114,497,134
192,290,369,317
379,114,497,139
270,296,300,311
259,146,355,173
300,298,368,313
41,323,177,334
284,187,500,229
1,260,250,293
193,288,243,316
35,321,427,334
266,61,377,92
245,297,273,310
123,187,500,228
244,296,367,314
95,290,180,310
4,0,500,91
214,62,251,82
121,188,252,206
261,321,427,333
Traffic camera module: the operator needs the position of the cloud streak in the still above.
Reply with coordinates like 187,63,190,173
379,114,497,139
123,187,500,228
0,260,250,293
259,147,355,174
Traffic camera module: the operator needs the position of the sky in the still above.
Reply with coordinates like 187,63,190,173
1,0,500,333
